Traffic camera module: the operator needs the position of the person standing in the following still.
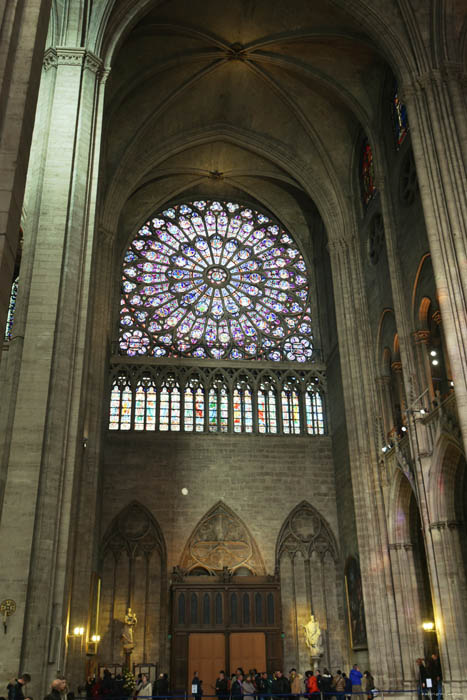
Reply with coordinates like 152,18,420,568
427,653,442,700
304,671,319,696
362,671,375,699
416,658,428,698
289,670,301,697
191,673,202,700
349,665,363,698
44,680,67,700
7,674,31,700
215,672,228,699
136,675,152,698
231,675,243,698
320,669,333,697
333,670,346,698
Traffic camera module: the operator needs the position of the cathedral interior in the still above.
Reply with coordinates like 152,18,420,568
0,1,466,698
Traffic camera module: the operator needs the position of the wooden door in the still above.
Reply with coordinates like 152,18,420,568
188,633,225,693
229,632,266,674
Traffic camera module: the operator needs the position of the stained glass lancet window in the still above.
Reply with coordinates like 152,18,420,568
119,201,314,362
134,375,157,431
392,83,409,149
257,378,278,434
159,375,180,431
184,377,205,432
109,374,132,430
233,378,253,433
281,377,301,434
305,385,325,435
4,276,18,341
208,377,229,432
361,139,376,207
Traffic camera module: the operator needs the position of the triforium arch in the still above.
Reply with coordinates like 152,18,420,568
275,501,345,674
99,502,168,667
179,501,266,576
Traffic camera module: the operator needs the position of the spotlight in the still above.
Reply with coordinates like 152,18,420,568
432,359,439,366
91,634,101,642
73,626,84,636
422,621,435,631
430,350,437,357
401,426,407,432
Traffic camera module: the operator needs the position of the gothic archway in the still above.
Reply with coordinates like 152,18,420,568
99,502,168,666
276,501,344,672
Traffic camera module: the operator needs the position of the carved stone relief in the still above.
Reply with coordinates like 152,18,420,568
179,501,266,574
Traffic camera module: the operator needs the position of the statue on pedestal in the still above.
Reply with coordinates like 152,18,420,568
303,614,323,669
121,607,137,661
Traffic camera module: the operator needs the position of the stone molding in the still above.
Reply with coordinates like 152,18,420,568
428,520,463,532
43,46,104,75
388,543,414,551
412,329,431,345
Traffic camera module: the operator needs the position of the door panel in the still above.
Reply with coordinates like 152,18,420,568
188,633,225,693
229,632,266,674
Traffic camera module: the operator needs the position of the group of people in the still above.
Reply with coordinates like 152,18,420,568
416,654,442,699
194,666,377,699
85,671,170,699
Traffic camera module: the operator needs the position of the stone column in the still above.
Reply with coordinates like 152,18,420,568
412,330,433,402
328,235,405,693
426,520,467,697
0,46,105,694
376,374,394,439
404,67,467,454
391,361,406,426
0,0,52,361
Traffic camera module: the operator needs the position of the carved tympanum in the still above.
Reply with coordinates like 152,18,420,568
180,501,265,575
276,500,338,562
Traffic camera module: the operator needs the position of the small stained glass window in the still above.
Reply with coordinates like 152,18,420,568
361,139,376,207
119,200,314,362
184,377,205,432
392,83,409,149
109,374,132,430
233,379,253,433
134,375,157,431
159,375,180,431
208,377,229,432
4,276,18,341
258,379,278,434
305,386,325,435
281,378,301,434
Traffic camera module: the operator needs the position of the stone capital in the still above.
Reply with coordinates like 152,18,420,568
429,519,463,532
391,361,403,374
412,330,431,345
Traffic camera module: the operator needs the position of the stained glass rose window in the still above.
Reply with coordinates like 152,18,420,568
119,200,314,362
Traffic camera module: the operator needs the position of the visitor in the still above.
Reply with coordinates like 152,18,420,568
257,672,270,700
349,665,363,698
362,671,375,699
289,670,302,697
215,672,228,699
7,674,31,700
320,669,333,696
155,673,169,697
136,675,152,699
333,670,345,698
271,672,290,697
243,677,256,697
304,671,319,696
191,673,202,700
416,658,428,698
44,680,67,700
231,675,243,697
427,653,442,700
342,673,352,700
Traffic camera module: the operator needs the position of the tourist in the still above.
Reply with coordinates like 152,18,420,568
349,665,363,698
320,669,333,696
136,675,152,699
44,680,67,700
215,672,228,699
304,671,319,696
7,674,31,700
289,670,302,696
416,658,428,698
427,653,442,700
363,671,375,699
257,672,270,700
231,675,243,697
155,674,169,697
342,673,352,700
191,673,202,700
242,677,256,697
333,670,345,697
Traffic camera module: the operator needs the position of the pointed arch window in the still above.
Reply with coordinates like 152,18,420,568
184,376,205,432
134,375,157,431
392,82,409,149
281,378,301,434
4,276,18,341
258,378,278,434
233,378,253,433
159,375,181,431
361,138,376,207
305,385,325,435
208,377,229,432
109,373,132,430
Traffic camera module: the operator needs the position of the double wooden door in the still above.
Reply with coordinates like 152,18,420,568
188,632,266,691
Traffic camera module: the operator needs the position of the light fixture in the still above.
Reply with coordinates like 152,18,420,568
420,408,426,415
422,621,435,631
450,381,454,387
91,634,101,642
401,426,407,432
432,359,439,366
73,626,85,636
430,350,437,357
381,446,388,453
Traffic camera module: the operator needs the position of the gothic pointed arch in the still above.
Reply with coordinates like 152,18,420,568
101,500,167,561
179,501,266,575
276,500,338,563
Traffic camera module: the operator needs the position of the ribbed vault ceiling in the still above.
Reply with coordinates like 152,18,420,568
100,0,392,247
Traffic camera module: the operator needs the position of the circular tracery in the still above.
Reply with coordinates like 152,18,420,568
119,200,314,362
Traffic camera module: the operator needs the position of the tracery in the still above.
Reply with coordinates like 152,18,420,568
119,200,314,362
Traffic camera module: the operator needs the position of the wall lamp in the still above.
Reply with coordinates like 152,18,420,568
73,626,85,636
422,621,435,631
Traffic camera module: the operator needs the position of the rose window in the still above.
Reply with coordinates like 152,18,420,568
119,200,314,362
